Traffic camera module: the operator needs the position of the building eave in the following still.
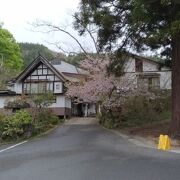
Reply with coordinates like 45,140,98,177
14,55,66,83
0,90,17,96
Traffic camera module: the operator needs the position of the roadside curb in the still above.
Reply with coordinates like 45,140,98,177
109,129,156,149
105,127,180,154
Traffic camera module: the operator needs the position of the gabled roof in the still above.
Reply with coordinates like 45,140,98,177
49,57,89,81
49,57,89,75
14,55,89,83
15,55,66,82
130,53,163,65
52,61,79,74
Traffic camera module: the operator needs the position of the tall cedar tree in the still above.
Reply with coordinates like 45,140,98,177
74,0,180,137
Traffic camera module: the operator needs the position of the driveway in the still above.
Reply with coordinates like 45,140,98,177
0,118,180,180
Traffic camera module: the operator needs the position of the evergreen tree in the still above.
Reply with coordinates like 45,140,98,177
18,43,56,68
74,0,180,137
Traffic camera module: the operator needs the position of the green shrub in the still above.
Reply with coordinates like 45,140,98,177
50,116,60,125
99,109,121,128
0,108,62,142
120,95,171,127
99,94,171,129
0,113,6,136
1,110,33,141
34,109,60,133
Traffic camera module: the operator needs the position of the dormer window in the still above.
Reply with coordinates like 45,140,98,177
135,59,143,72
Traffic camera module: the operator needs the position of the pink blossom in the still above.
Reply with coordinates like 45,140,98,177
66,56,139,107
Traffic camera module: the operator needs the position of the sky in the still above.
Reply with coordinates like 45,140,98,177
0,0,94,52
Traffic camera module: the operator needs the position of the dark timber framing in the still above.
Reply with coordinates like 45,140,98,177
13,55,65,95
15,55,66,83
22,62,62,94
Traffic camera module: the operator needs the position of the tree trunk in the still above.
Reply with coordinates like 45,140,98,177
84,103,88,117
171,35,180,137
98,104,102,115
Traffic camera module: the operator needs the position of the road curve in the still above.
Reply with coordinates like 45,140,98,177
0,118,180,180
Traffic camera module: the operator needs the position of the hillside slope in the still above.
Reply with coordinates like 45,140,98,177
19,43,57,68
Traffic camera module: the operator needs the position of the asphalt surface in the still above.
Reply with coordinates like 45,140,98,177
0,119,180,180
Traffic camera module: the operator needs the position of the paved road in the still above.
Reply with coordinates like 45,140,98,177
0,118,180,180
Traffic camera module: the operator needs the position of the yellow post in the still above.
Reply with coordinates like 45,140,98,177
158,134,165,150
157,134,171,151
163,135,170,150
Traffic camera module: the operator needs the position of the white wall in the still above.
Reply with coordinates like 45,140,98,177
0,95,71,110
143,60,159,71
11,83,22,94
124,58,136,72
0,96,17,108
50,95,65,108
65,98,71,108
123,58,172,90
159,71,172,89
124,58,159,72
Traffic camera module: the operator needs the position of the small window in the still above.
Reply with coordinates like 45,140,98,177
37,69,42,75
138,76,160,90
43,68,48,74
47,83,53,92
56,84,60,90
148,77,160,90
135,59,143,72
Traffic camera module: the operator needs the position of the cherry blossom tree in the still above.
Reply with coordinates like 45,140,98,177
66,55,140,114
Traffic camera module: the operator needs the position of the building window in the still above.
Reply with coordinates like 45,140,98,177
148,77,160,90
37,69,42,75
47,82,53,92
38,82,46,93
23,82,54,94
56,84,60,90
138,76,160,90
135,59,143,72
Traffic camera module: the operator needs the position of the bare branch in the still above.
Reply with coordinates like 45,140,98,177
32,21,88,55
86,27,99,54
45,41,79,55
72,14,99,54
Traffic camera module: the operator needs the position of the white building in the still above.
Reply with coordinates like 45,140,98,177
123,54,171,90
0,54,171,117
0,55,95,117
